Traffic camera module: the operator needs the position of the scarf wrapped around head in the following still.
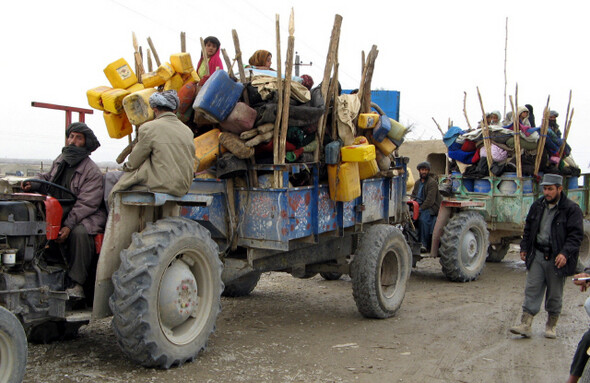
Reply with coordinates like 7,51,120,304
66,122,100,153
301,75,314,90
149,90,180,111
248,50,271,67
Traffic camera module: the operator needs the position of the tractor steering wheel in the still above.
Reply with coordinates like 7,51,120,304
22,179,78,204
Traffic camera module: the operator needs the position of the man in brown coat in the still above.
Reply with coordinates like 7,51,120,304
22,123,107,298
410,161,442,252
109,90,196,202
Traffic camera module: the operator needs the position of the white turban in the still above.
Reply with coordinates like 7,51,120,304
149,90,180,111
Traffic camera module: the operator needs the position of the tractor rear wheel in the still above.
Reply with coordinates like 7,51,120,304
439,211,489,282
351,224,411,319
110,217,222,369
576,220,590,273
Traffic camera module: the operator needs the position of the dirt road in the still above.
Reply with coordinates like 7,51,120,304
24,248,589,382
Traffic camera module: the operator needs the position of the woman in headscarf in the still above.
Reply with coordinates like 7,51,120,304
248,50,273,70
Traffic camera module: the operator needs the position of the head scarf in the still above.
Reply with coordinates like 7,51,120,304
517,106,531,126
301,74,314,90
66,122,100,152
149,90,180,111
549,110,559,117
248,50,271,67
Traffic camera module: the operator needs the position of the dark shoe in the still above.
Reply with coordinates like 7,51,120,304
66,283,85,299
420,245,428,253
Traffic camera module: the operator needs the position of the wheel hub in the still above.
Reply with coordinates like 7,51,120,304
461,231,478,264
159,259,198,330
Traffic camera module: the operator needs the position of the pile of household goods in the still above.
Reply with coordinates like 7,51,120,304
85,17,407,202
443,103,580,181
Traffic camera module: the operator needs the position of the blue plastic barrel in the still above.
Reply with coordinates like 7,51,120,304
463,178,474,192
451,171,461,192
523,178,533,193
568,177,579,189
474,179,491,193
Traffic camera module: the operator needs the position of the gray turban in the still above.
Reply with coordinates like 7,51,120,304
149,90,180,111
549,110,559,117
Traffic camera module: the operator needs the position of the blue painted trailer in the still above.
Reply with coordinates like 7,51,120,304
181,159,413,319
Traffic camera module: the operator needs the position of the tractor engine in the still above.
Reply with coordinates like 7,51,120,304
0,195,67,327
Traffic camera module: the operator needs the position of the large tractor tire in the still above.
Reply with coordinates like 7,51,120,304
0,306,27,383
576,220,590,273
439,211,489,282
222,271,261,297
351,225,412,319
320,272,343,281
487,239,510,263
110,217,222,369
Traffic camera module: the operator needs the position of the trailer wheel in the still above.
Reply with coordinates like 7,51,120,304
222,271,261,297
320,272,342,281
487,239,510,263
110,217,222,369
575,220,590,273
351,224,411,319
439,211,489,282
0,306,27,383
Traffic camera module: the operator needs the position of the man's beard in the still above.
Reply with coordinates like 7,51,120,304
420,174,428,180
549,120,559,129
545,194,559,204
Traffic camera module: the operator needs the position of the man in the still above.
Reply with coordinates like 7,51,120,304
567,272,590,383
510,173,583,338
410,161,442,252
109,90,195,203
22,123,107,299
548,110,562,136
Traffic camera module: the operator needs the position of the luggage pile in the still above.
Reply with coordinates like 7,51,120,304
84,14,408,201
443,99,580,181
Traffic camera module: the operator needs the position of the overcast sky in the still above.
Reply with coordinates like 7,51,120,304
2,0,588,171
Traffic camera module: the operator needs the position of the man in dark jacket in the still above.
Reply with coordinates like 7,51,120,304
22,123,107,299
510,173,583,339
410,161,442,252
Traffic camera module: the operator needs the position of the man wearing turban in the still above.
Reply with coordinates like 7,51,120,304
109,90,195,204
22,122,107,299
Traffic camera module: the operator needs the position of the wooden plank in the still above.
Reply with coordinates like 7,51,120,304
273,14,285,187
199,37,210,76
314,14,343,161
232,29,247,83
146,37,161,67
509,95,522,177
278,9,296,167
180,31,186,53
476,87,494,177
533,96,551,176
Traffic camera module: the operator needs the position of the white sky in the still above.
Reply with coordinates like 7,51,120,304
2,0,589,171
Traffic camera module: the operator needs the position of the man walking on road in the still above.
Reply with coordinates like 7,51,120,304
510,173,583,339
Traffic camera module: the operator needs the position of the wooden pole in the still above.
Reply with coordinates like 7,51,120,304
503,17,508,118
463,91,473,131
180,31,186,52
313,14,342,161
559,89,572,158
360,46,378,114
232,30,247,83
533,96,551,176
476,87,494,177
221,48,236,80
278,9,295,168
509,95,522,177
330,63,339,140
147,49,153,72
146,37,161,67
132,32,145,81
431,117,445,138
273,14,284,188
558,108,574,159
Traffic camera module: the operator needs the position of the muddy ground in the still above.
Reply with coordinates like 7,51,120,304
24,247,590,383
